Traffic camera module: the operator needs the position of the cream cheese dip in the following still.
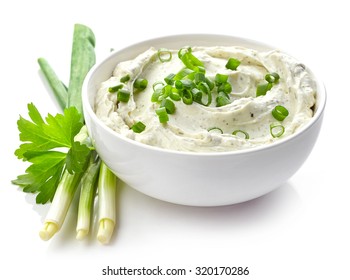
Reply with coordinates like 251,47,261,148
94,46,316,152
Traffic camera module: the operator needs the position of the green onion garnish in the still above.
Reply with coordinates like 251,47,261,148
215,73,228,85
133,78,148,90
108,84,123,93
160,98,176,114
270,123,285,138
164,73,176,85
272,105,289,121
265,72,280,84
208,127,223,134
225,58,241,70
256,83,273,97
156,107,169,123
232,130,249,139
153,81,164,91
117,89,130,102
158,48,172,63
218,82,232,94
216,92,231,107
131,121,146,133
120,74,130,83
182,90,193,105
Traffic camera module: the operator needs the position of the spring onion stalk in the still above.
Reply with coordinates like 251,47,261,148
67,24,96,117
76,156,101,240
37,58,68,110
97,162,117,244
39,169,82,241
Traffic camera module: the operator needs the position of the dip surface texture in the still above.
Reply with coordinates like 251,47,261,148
95,46,316,152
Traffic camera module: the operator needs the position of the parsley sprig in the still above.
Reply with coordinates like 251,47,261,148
12,104,91,203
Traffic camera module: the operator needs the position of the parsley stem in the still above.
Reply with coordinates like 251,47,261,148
97,162,117,244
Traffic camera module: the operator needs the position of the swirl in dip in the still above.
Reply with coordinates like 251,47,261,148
94,46,316,152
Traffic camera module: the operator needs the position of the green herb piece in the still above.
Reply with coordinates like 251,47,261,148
108,84,123,93
131,121,146,133
164,73,176,85
215,73,229,85
12,103,91,204
272,105,289,121
208,127,223,134
158,48,172,62
216,92,231,107
156,107,169,123
120,74,130,83
270,123,285,138
256,82,273,97
232,130,249,139
182,90,193,105
226,57,241,70
117,89,131,102
133,78,148,90
160,98,176,114
265,72,280,84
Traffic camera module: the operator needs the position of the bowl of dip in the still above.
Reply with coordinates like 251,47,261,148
83,34,326,206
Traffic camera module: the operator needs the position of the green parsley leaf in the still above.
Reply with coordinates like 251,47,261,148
12,103,91,203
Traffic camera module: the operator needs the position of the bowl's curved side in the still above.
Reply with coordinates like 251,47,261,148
83,34,326,206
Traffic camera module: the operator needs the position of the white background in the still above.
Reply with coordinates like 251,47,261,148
0,0,348,279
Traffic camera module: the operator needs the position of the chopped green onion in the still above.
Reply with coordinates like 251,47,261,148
164,73,176,85
120,74,130,83
216,92,231,107
156,107,169,123
272,105,289,121
226,58,241,70
153,81,164,91
133,78,148,90
160,98,176,114
131,121,146,133
218,82,232,94
151,89,162,102
270,123,285,138
182,90,193,105
195,72,206,84
178,47,191,59
108,84,123,93
265,72,280,84
158,48,172,62
215,73,229,85
256,82,273,97
208,127,223,134
232,130,249,139
117,89,130,102
181,79,194,89
169,88,182,101
174,68,194,81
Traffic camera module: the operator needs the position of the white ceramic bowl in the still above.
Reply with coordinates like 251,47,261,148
83,34,326,206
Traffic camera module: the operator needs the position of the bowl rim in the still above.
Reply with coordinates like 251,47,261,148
82,33,327,158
